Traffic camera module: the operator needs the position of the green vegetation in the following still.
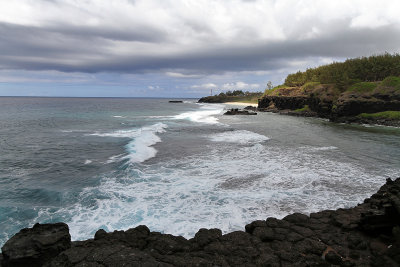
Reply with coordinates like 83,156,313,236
256,54,400,124
358,111,400,120
348,82,377,93
380,76,400,89
283,53,400,88
302,82,321,91
263,85,293,96
294,105,310,112
262,54,400,105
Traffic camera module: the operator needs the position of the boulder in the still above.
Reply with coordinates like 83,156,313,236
223,108,257,115
1,223,71,267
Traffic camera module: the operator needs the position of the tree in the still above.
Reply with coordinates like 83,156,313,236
267,81,273,90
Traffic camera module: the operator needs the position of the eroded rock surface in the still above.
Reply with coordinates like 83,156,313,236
1,178,400,266
1,223,70,266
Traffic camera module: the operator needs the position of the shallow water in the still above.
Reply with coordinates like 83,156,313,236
0,97,399,246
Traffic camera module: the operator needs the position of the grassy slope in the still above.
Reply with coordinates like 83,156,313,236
358,111,400,120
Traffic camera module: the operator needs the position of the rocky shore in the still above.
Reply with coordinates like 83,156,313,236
258,89,400,127
1,178,400,266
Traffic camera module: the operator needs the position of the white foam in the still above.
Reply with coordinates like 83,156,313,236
174,104,224,124
113,115,125,118
106,154,125,164
124,123,167,163
40,139,397,242
84,160,92,165
209,130,269,144
299,146,338,151
90,123,167,163
313,146,338,151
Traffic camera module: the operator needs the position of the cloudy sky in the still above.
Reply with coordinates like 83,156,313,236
1,0,400,97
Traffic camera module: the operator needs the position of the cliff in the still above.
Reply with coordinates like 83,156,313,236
1,178,400,266
258,77,400,126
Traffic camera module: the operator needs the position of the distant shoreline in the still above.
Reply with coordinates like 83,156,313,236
224,102,258,107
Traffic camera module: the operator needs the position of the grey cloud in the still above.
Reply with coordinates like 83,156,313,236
1,20,400,74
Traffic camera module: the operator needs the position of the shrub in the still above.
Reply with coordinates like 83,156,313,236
294,105,310,112
348,82,377,93
380,76,400,90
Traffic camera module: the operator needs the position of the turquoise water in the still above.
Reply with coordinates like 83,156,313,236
1,97,399,246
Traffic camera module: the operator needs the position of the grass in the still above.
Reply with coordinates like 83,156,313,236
301,82,320,92
380,76,400,89
347,82,377,93
358,111,400,120
263,84,288,96
294,105,310,112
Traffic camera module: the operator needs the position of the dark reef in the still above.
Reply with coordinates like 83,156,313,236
224,108,257,115
1,178,400,266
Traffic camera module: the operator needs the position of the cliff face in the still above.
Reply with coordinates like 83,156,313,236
1,178,400,266
258,81,400,124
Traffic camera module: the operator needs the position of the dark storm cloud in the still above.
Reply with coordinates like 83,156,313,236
1,22,399,74
1,1,400,75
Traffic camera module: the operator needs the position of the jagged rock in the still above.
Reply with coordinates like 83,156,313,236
1,223,71,267
223,108,257,115
1,178,400,266
258,93,400,126
243,105,257,111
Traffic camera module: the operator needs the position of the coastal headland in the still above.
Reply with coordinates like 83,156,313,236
1,178,400,266
200,54,400,127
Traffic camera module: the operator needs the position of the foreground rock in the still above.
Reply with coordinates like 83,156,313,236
2,178,400,266
1,223,70,266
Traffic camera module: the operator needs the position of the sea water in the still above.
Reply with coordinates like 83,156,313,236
1,97,400,246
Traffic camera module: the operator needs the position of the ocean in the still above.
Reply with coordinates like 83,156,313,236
1,97,400,246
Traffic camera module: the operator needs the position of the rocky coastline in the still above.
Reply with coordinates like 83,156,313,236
1,178,400,266
257,93,400,127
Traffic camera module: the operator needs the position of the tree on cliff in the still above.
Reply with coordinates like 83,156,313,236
284,53,400,87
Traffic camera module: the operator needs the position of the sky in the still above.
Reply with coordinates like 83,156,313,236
1,0,400,97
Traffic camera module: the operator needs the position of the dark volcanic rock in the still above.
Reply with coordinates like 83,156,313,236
2,178,400,266
258,94,400,126
1,223,71,267
258,96,310,111
224,108,257,115
243,105,257,111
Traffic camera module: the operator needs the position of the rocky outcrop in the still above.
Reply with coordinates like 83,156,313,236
258,94,400,125
2,178,400,266
332,98,400,117
258,96,310,111
224,108,257,115
1,223,70,266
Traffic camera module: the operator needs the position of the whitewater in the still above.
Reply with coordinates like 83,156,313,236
0,97,399,246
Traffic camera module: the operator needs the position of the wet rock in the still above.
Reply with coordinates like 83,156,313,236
243,105,257,111
223,108,257,115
